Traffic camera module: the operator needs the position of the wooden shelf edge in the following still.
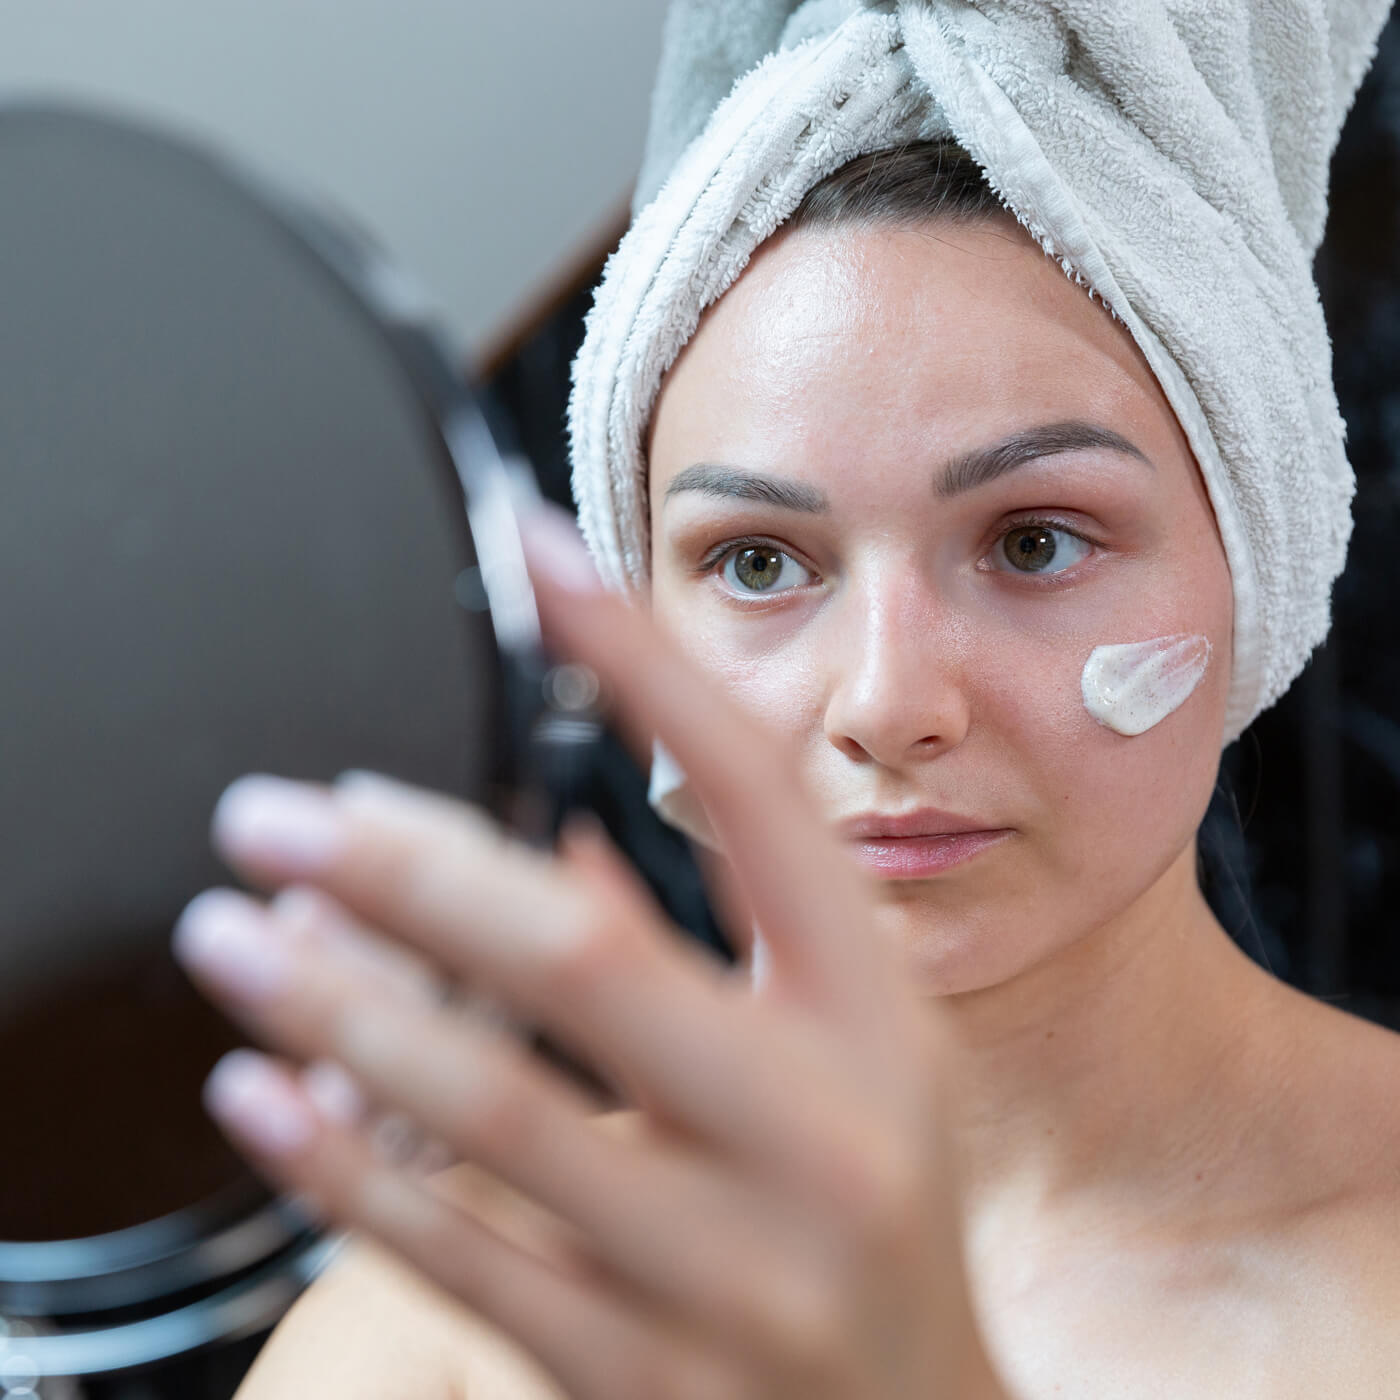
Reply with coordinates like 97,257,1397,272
472,192,633,383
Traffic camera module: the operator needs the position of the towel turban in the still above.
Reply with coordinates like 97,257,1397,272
570,0,1392,745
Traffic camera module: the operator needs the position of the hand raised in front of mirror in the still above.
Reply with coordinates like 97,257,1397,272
174,507,1009,1400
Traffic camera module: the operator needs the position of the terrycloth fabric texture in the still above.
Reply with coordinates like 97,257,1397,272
572,0,1390,772
648,739,719,848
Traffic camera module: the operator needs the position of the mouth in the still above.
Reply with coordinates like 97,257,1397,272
837,810,1014,879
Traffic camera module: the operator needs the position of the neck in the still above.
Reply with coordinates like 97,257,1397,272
936,845,1286,1235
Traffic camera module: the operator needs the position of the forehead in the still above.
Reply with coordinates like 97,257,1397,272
647,219,1182,498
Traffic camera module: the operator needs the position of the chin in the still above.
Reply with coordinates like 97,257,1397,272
873,902,1021,996
872,890,1085,998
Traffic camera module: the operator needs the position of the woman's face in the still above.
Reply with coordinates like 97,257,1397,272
646,219,1233,995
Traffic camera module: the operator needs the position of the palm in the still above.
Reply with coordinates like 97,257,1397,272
174,509,1008,1399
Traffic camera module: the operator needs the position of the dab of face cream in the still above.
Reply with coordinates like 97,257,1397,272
1080,634,1211,736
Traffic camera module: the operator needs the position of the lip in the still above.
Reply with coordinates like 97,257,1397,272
837,810,1013,879
838,808,993,840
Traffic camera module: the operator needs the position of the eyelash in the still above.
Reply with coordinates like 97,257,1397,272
986,513,1101,583
695,516,1101,590
694,534,797,576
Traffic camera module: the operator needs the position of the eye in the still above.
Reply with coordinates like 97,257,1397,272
718,545,813,594
991,523,1093,575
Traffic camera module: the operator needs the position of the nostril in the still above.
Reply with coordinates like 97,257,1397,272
828,731,874,763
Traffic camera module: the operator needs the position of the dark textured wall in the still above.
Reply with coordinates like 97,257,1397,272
1222,7,1400,1028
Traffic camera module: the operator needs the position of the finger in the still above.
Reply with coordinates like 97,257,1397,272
300,1059,370,1130
335,996,825,1352
202,1050,688,1400
275,891,472,1169
521,813,916,1203
553,808,727,1115
519,505,899,1033
688,844,758,978
271,882,517,1090
270,884,445,1007
174,885,612,1138
174,883,447,1063
212,1031,831,1372
183,823,862,1176
205,776,857,1171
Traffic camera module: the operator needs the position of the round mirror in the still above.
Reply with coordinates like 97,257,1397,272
0,103,541,1393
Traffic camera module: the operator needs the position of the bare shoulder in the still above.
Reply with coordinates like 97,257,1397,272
1278,986,1400,1193
233,1113,651,1399
1265,988,1400,1311
234,1231,536,1400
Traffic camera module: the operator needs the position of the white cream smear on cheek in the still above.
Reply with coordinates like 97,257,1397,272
1080,634,1212,736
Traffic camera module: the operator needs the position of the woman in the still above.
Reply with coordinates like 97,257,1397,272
174,4,1400,1396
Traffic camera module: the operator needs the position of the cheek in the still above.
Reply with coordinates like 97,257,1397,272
974,563,1231,884
984,497,1232,744
654,528,1232,829
651,593,828,735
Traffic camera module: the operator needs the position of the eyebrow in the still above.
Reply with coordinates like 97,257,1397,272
663,463,829,512
934,420,1152,498
662,419,1151,512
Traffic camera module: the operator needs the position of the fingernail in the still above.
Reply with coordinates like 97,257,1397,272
271,884,337,933
518,504,604,595
213,775,345,870
205,1050,315,1155
302,1059,368,1127
369,1111,424,1166
334,769,420,808
173,889,289,1002
332,770,448,836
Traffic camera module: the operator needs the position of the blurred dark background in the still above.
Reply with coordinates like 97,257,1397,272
1225,8,1400,1030
484,8,1400,1029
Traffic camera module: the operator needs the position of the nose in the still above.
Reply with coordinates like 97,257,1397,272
821,575,971,769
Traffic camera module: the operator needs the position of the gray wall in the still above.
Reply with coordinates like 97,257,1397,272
0,1,666,354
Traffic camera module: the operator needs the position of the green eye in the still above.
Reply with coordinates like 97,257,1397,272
721,546,810,594
734,548,783,590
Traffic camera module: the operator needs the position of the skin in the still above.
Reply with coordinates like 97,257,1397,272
182,218,1400,1400
647,219,1400,1392
648,215,1235,998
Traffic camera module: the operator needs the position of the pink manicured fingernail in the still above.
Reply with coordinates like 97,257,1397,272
205,1050,315,1156
213,775,345,869
271,885,338,928
518,504,603,595
302,1059,368,1127
333,768,425,812
173,889,289,1002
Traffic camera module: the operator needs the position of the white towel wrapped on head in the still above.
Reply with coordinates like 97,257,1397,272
571,0,1390,843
